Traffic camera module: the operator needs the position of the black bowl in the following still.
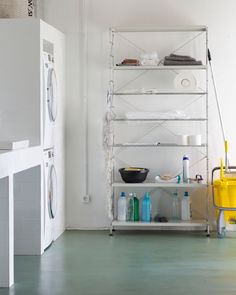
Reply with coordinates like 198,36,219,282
119,168,149,183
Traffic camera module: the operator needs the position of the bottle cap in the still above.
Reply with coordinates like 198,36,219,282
183,155,189,160
144,192,150,198
184,191,189,197
120,192,126,197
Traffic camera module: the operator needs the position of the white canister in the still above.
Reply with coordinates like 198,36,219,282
178,135,188,146
188,135,202,146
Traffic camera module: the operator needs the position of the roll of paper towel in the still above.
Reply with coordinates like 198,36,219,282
174,72,197,92
178,135,189,145
188,135,202,146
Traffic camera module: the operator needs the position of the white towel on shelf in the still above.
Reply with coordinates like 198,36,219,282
140,51,159,66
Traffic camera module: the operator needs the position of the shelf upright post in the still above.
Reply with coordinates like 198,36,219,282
206,27,210,236
108,28,115,235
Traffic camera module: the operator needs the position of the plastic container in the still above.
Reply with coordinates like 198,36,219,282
117,192,127,221
181,191,191,220
142,192,152,222
172,190,179,220
129,193,139,221
183,155,190,183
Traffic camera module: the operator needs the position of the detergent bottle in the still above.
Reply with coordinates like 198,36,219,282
117,192,127,221
142,192,152,222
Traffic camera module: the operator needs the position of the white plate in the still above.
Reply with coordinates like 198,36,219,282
174,72,197,92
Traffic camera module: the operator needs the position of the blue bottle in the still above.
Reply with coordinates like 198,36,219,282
142,192,152,222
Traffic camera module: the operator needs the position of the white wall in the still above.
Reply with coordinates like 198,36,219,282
44,0,236,229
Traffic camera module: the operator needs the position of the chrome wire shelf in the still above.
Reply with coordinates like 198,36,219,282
113,65,207,70
113,143,207,148
111,26,207,33
113,91,207,95
112,182,207,188
112,118,207,122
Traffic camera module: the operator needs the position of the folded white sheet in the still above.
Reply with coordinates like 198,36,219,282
140,59,157,66
140,51,159,66
155,175,181,183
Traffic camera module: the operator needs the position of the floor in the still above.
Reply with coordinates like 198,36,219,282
1,230,236,295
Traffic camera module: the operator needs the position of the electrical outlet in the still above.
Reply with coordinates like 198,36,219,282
82,195,91,203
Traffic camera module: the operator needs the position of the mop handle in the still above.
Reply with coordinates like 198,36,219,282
208,49,226,143
225,140,228,171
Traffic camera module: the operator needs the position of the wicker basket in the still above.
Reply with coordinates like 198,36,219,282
0,0,13,18
0,0,38,18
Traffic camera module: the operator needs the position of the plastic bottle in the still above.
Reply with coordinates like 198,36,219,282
142,192,152,222
181,191,191,221
172,190,179,220
129,193,139,221
127,193,133,221
117,192,127,221
183,155,190,183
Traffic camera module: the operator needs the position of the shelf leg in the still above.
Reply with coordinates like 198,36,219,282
109,225,114,236
206,224,210,237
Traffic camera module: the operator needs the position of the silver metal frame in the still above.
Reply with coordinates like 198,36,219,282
107,26,209,236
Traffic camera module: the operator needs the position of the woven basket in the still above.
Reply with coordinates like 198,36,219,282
0,0,13,18
0,0,38,18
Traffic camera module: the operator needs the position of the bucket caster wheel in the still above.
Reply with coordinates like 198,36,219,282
218,228,226,239
206,233,210,237
109,228,114,236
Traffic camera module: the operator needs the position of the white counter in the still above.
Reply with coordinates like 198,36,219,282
0,146,43,287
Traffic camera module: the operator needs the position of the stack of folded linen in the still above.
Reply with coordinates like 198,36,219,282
164,53,202,66
140,51,159,66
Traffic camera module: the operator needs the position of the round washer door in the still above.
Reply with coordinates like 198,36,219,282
47,67,58,122
48,164,57,219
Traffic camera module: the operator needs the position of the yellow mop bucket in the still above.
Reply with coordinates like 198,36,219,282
214,177,236,222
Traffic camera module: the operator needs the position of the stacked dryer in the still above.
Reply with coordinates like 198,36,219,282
43,52,58,250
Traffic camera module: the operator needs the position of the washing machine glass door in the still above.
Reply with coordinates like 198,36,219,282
47,67,58,122
48,164,57,219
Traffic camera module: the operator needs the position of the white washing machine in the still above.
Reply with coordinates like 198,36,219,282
44,149,58,250
43,52,58,150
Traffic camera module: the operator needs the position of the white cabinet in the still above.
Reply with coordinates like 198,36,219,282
106,26,209,235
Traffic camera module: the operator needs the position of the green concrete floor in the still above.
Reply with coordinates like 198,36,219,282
1,230,236,295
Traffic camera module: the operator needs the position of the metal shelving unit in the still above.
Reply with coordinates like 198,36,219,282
106,26,209,236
